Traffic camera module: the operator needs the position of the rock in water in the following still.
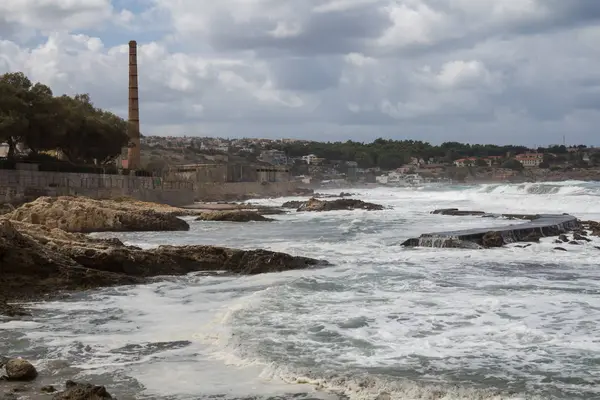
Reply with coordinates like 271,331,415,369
4,358,37,381
297,198,384,212
6,196,189,233
195,211,273,222
281,200,305,209
573,232,591,242
482,231,504,248
52,380,112,400
41,386,57,393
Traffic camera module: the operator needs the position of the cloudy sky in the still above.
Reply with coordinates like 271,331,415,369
1,0,599,145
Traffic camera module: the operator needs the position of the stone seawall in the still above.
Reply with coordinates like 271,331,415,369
0,170,195,206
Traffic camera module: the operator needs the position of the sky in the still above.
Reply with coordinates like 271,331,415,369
1,0,600,146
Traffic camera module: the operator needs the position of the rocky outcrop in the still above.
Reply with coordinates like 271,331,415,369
295,198,384,212
6,196,190,233
52,381,113,400
195,211,273,222
0,218,328,307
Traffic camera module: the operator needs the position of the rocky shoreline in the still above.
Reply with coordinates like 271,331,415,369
0,195,339,399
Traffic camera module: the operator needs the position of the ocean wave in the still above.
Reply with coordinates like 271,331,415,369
259,364,545,400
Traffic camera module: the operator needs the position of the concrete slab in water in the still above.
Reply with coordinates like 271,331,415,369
403,211,580,248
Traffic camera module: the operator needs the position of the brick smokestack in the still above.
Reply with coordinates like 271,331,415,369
127,40,141,170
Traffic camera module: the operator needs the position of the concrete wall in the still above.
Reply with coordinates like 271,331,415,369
0,169,195,206
196,181,303,201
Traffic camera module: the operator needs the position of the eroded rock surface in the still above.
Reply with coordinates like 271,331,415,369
6,196,190,233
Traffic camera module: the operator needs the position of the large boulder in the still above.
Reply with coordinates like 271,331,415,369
6,196,189,233
52,381,113,400
297,198,384,212
3,358,37,381
195,211,273,222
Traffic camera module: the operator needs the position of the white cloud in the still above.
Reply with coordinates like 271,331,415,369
0,0,599,144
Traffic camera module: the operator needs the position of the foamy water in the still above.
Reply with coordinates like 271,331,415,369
2,182,600,399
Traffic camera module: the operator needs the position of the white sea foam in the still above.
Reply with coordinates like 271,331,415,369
3,182,600,399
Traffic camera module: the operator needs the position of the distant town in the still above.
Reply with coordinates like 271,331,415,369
122,135,600,186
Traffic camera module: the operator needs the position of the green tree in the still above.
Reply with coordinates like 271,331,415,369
1,71,128,164
501,158,524,171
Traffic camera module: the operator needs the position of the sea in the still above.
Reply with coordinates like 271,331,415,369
2,181,600,400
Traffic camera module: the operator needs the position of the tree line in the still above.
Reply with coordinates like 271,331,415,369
268,138,593,170
0,72,128,164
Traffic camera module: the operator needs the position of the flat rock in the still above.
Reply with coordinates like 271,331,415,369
195,211,273,222
6,196,189,233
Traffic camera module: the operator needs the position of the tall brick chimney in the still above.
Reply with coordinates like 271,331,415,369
127,40,141,170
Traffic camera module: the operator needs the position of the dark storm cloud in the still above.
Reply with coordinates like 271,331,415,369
207,4,390,55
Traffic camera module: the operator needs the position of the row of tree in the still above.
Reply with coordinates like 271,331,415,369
268,139,593,170
0,72,128,164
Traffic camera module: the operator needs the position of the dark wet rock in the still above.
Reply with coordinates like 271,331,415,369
297,198,384,212
195,211,273,222
568,241,581,245
339,192,355,197
558,234,569,243
432,209,486,216
554,239,563,244
554,247,568,251
41,386,57,393
482,231,504,248
52,380,112,400
521,232,542,243
573,233,591,242
0,218,329,309
514,244,533,248
3,359,37,381
0,301,30,318
281,200,305,209
431,208,459,214
581,220,600,236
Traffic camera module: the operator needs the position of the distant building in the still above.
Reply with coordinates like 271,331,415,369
301,154,324,165
515,153,543,168
453,158,476,167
